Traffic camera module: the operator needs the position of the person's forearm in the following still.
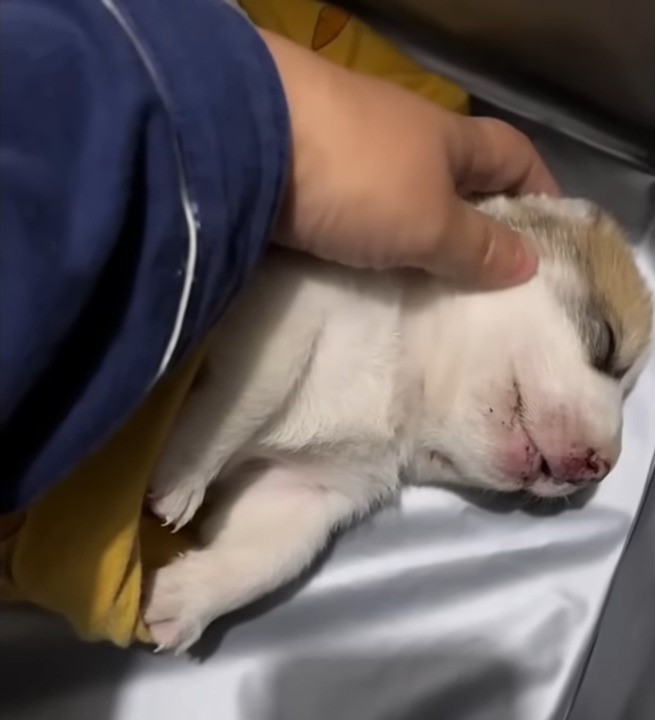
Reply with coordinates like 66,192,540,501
0,0,289,511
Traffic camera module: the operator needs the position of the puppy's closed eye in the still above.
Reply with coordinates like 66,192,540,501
588,314,628,379
591,317,615,373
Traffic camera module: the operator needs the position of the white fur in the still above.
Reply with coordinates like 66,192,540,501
143,196,648,652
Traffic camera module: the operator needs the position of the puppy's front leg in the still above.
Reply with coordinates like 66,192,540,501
149,368,300,532
149,321,319,531
143,461,372,653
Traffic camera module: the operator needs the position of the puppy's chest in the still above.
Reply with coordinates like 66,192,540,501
255,304,405,455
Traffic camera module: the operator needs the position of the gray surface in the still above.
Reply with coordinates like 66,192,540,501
568,462,655,720
342,0,655,166
350,0,655,127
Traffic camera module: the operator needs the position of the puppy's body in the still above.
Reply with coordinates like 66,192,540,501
144,196,652,652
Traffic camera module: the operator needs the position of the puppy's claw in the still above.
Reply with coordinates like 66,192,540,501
148,486,206,532
143,561,208,654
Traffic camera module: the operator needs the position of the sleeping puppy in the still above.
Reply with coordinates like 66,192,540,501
143,195,652,653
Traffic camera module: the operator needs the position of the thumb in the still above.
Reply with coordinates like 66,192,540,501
429,200,539,289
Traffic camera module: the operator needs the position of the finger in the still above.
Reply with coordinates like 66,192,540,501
449,117,561,198
426,199,539,289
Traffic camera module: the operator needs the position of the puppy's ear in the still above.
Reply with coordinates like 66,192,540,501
471,194,516,219
545,198,598,221
518,195,600,222
473,194,605,237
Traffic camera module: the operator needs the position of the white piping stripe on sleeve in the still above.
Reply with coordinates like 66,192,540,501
99,0,199,381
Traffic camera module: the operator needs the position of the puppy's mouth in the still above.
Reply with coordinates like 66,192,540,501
511,385,604,498
524,459,575,497
511,386,576,496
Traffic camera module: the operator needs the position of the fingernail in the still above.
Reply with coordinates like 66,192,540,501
510,237,538,282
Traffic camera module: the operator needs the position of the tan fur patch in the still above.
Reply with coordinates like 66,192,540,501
580,214,653,371
504,204,653,375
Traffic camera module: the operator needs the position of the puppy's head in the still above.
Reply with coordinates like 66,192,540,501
415,195,652,498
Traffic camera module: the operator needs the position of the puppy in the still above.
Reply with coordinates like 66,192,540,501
143,195,652,653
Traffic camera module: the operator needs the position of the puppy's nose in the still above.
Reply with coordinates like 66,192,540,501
544,448,612,485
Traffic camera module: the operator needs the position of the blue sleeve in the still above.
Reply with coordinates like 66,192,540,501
0,0,290,511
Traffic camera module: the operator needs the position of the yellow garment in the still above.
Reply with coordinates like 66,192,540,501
238,0,468,113
0,0,468,648
0,349,204,647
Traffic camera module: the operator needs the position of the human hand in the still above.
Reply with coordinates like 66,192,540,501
260,30,560,290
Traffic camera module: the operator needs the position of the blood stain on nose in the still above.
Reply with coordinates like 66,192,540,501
585,448,599,473
562,449,611,480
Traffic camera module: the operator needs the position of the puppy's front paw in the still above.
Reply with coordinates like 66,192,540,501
149,483,206,532
143,556,210,654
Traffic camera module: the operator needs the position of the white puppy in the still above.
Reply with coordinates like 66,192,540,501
143,195,652,653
